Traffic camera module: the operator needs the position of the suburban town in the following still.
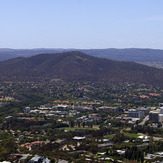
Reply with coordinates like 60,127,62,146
0,81,163,162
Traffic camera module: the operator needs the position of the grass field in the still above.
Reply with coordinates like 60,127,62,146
123,132,140,138
104,132,141,139
104,134,116,139
61,125,99,131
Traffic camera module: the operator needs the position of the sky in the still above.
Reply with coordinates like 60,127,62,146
0,0,163,49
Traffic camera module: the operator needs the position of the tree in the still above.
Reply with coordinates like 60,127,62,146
70,121,75,127
77,121,81,128
82,122,85,128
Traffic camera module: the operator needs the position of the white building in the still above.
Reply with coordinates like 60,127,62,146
24,107,30,114
160,107,163,114
159,114,163,122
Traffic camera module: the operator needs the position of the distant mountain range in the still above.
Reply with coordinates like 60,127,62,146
0,51,163,87
0,48,163,65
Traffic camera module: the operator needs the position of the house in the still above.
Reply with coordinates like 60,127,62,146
19,154,31,163
137,143,149,148
73,136,86,141
74,106,93,110
68,150,84,154
98,142,114,148
117,149,126,155
29,155,50,163
89,114,100,120
55,105,68,109
29,110,40,114
58,160,68,163
20,141,44,150
144,152,163,160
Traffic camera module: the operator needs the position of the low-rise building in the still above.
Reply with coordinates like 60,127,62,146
97,106,123,112
55,105,68,109
29,155,50,163
73,136,86,141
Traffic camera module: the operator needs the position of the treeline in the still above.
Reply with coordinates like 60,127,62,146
1,118,68,131
125,141,163,162
131,125,163,136
0,132,17,161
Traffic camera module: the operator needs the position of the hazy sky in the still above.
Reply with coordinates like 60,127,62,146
0,0,163,49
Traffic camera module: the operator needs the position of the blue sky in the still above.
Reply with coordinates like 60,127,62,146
0,0,163,49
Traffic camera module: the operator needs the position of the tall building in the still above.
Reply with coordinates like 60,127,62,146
149,111,159,122
159,114,163,122
137,108,151,116
160,107,163,114
24,107,30,114
128,109,144,118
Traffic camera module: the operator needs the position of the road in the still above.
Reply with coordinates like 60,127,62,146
139,115,149,126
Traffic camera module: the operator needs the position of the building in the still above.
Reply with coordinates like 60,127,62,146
73,136,86,141
97,106,111,111
29,155,42,163
149,111,159,122
74,106,93,110
24,107,30,114
19,154,30,163
160,107,163,114
128,109,144,118
159,103,163,107
137,108,151,116
159,114,163,122
55,105,68,109
89,114,100,120
29,155,50,163
97,106,123,112
29,109,40,114
116,107,124,112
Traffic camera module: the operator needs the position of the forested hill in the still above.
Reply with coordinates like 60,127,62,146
0,51,163,87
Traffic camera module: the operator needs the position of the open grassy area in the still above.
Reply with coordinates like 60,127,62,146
61,125,99,131
104,132,142,139
104,134,116,139
123,132,140,138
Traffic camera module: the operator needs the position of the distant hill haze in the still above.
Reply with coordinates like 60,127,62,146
0,51,163,87
0,48,163,64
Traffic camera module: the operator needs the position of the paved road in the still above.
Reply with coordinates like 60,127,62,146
139,115,149,126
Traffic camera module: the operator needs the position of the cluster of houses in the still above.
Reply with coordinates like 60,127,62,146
76,113,100,122
0,154,51,163
144,152,163,160
19,154,51,163
20,141,44,150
